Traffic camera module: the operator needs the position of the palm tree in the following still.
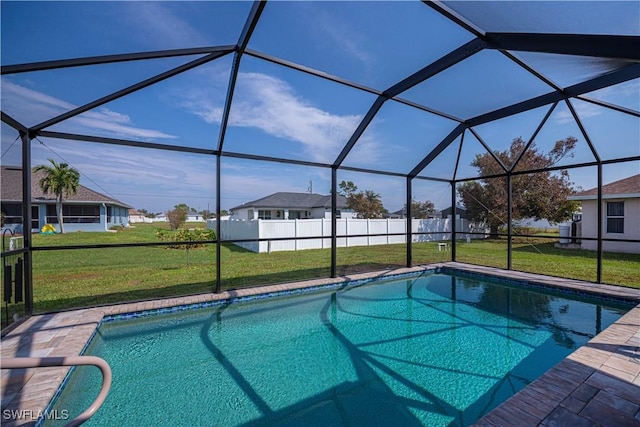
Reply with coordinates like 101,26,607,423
32,159,80,234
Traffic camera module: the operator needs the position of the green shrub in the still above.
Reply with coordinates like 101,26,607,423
156,228,216,249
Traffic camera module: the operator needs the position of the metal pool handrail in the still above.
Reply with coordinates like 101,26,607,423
1,356,112,427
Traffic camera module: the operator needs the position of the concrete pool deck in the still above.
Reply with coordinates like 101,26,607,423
1,262,639,426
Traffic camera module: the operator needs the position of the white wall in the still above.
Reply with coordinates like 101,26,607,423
217,218,260,252
579,198,640,254
215,218,477,253
129,215,153,223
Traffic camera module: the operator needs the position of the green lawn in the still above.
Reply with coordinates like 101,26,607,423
1,224,638,315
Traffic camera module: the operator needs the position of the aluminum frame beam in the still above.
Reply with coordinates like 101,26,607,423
38,131,217,155
423,1,486,38
332,97,385,167
237,1,267,53
486,33,640,61
384,38,487,98
32,51,232,132
409,123,466,178
1,46,235,75
245,49,463,122
467,63,640,128
1,112,28,134
333,38,485,168
576,96,640,118
216,1,265,152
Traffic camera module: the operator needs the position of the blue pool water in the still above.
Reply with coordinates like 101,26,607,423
46,272,631,426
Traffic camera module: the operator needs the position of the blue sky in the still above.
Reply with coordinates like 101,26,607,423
1,1,638,214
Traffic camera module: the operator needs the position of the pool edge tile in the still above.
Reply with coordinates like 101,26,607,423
2,263,638,427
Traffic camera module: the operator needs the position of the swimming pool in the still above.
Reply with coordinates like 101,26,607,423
45,271,631,426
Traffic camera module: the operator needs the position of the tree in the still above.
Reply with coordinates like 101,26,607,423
137,208,157,218
32,159,80,234
166,205,188,230
174,203,196,213
338,181,386,218
348,190,386,219
407,199,436,219
457,137,579,236
338,180,358,197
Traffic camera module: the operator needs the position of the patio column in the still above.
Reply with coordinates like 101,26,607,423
21,132,33,315
331,167,337,278
406,176,412,268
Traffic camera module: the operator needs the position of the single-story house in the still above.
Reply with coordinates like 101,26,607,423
385,207,439,219
1,165,131,233
229,192,355,221
129,209,195,223
441,205,468,220
129,209,152,223
568,174,639,254
385,208,405,219
186,214,206,222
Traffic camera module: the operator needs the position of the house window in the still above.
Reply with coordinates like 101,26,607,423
258,210,271,220
1,203,22,225
46,205,100,223
31,206,39,230
606,201,624,234
0,204,40,229
289,210,302,219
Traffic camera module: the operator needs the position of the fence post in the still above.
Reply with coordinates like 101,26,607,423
387,218,390,244
295,219,298,251
346,218,349,247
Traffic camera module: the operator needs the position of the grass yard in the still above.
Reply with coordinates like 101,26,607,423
2,223,638,315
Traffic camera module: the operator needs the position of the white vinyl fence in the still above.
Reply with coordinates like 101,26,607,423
212,218,483,253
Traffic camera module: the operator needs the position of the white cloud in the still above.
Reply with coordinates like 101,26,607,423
554,101,603,125
311,8,372,67
173,71,374,164
32,139,215,211
1,78,177,141
555,80,640,124
586,79,640,108
66,108,177,141
229,73,364,163
121,2,209,49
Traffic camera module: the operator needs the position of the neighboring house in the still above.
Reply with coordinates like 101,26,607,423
129,209,152,223
229,192,355,220
441,205,468,220
385,207,439,219
1,165,131,233
385,208,405,219
186,213,206,222
152,214,168,222
568,174,640,254
129,212,206,223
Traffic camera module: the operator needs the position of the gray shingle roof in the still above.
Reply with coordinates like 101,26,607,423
1,165,131,208
569,174,640,200
231,192,348,211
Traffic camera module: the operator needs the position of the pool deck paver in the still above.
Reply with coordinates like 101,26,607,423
1,262,639,427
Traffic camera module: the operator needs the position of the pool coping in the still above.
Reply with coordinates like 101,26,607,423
1,262,639,426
